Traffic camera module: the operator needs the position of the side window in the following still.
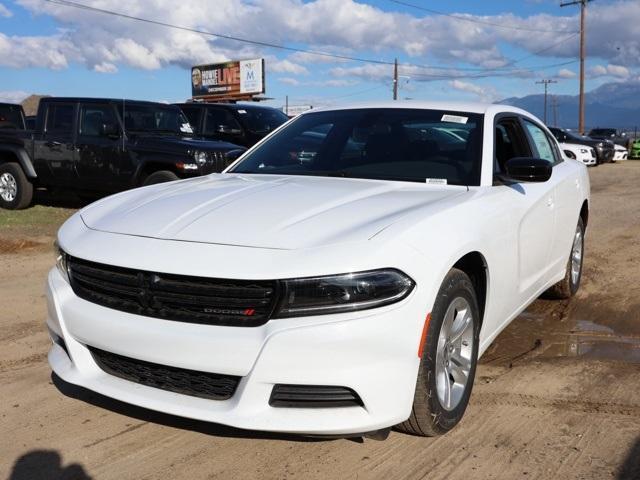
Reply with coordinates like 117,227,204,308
203,108,242,136
494,119,529,173
79,105,117,137
45,104,75,134
180,107,201,133
523,120,558,164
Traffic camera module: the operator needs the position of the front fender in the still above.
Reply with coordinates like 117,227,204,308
0,144,36,178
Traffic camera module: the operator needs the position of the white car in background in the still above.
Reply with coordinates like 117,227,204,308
613,144,628,161
47,102,590,438
560,142,597,166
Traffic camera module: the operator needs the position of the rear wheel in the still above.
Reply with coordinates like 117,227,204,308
546,217,584,299
397,269,480,437
142,170,179,186
0,162,33,210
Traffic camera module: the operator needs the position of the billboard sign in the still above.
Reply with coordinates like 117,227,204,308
191,58,265,100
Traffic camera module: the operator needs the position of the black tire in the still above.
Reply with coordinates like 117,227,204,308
142,170,180,186
0,162,33,210
545,217,585,299
397,268,480,437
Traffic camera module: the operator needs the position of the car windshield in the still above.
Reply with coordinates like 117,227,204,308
0,105,25,129
119,104,193,135
230,108,483,186
234,106,289,134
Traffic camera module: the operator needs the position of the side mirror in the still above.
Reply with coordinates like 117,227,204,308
217,125,242,136
503,157,552,183
101,122,119,137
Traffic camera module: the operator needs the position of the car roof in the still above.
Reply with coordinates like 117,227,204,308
302,100,534,117
175,102,282,112
43,97,178,107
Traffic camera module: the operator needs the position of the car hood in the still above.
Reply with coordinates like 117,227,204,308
80,174,466,250
131,134,244,153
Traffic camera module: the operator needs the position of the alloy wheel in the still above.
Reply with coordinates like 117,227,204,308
0,172,17,202
436,297,474,411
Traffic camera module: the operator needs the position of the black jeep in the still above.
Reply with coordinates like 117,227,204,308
0,98,246,209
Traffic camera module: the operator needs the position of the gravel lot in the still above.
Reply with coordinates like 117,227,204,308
1,162,640,480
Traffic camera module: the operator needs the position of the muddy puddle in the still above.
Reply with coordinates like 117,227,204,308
481,300,640,366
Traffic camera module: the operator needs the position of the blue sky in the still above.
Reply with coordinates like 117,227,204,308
0,0,638,109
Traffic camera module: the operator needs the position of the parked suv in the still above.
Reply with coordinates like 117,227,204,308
548,127,615,164
0,103,26,130
0,98,246,209
176,102,289,148
587,128,630,148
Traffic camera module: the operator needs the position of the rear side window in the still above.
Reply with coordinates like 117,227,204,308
523,120,558,164
79,105,117,136
46,104,74,134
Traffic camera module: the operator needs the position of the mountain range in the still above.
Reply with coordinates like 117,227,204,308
499,80,640,131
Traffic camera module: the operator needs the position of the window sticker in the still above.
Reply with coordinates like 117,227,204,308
425,178,448,185
237,109,247,114
441,114,468,124
180,123,194,133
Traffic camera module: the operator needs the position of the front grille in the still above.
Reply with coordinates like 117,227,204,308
89,346,240,400
269,384,364,408
68,256,278,327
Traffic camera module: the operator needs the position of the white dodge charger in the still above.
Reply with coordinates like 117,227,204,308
47,102,590,438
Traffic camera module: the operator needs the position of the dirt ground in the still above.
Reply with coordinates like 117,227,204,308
1,163,640,480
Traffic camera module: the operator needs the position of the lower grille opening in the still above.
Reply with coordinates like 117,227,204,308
89,346,240,401
269,384,363,408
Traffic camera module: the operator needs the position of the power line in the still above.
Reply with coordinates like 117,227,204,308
44,0,579,81
400,60,578,80
385,0,579,34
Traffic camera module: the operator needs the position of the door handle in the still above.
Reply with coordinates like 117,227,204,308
45,141,62,148
547,197,554,208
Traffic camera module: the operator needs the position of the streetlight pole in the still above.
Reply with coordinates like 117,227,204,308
535,79,557,125
561,0,592,134
393,58,398,100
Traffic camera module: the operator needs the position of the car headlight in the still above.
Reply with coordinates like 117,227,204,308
54,243,70,283
192,150,208,166
274,269,415,318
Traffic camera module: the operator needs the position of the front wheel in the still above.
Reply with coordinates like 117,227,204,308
397,269,480,437
142,170,180,186
0,162,33,210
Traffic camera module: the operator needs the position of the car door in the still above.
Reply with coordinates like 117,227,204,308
494,116,557,301
34,102,78,185
75,103,123,191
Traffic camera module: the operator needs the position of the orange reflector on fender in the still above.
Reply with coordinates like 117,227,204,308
418,313,432,358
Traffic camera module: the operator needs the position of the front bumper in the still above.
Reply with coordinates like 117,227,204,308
46,268,424,435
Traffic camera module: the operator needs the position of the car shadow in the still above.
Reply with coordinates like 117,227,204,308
8,449,93,480
618,436,640,480
51,373,341,444
30,190,98,209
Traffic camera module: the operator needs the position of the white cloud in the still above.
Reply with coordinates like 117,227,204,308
0,90,29,103
0,3,12,17
93,61,118,73
589,64,630,79
269,59,309,75
449,80,498,102
278,77,300,86
1,0,638,79
557,68,576,79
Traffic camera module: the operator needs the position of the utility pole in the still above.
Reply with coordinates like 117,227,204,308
393,58,398,100
285,95,289,116
561,0,592,134
536,79,557,125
